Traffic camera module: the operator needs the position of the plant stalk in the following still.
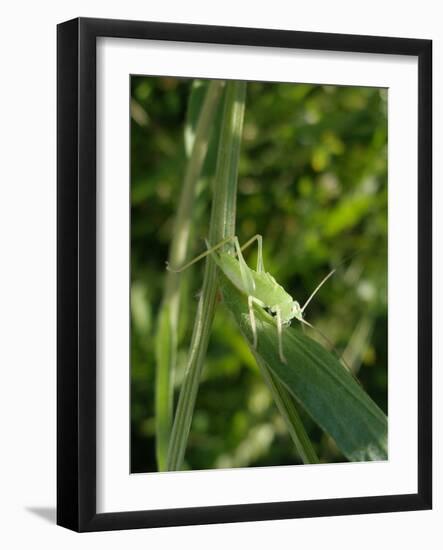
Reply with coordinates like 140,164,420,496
167,81,246,471
155,80,225,471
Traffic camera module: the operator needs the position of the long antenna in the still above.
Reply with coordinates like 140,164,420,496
301,249,365,314
301,269,336,313
299,318,359,382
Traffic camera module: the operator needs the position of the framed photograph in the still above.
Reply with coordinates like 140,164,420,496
57,17,432,531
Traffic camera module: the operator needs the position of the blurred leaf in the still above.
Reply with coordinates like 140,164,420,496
131,281,152,334
185,80,225,179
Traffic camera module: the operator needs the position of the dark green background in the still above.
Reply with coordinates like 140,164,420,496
131,77,388,473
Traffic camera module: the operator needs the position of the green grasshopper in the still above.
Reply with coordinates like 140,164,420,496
167,234,337,364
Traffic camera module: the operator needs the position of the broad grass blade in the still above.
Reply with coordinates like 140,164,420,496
220,273,388,462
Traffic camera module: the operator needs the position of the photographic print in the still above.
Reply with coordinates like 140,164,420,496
57,18,431,531
130,77,388,473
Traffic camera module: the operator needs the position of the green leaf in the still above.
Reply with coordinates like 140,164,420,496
254,356,319,464
219,272,388,462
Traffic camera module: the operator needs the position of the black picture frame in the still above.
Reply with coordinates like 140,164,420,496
57,17,432,532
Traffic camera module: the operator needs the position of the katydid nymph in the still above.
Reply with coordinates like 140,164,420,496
167,234,342,365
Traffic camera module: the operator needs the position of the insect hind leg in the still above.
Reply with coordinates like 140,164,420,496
234,237,256,294
240,234,264,272
166,235,237,272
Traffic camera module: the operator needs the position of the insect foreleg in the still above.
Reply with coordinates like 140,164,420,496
248,295,266,349
274,307,287,364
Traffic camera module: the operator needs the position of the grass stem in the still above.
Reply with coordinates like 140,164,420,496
155,81,225,471
167,81,246,471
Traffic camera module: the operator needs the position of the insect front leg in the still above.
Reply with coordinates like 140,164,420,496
248,295,266,349
274,306,287,364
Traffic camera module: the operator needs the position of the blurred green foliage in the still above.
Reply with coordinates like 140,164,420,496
131,76,387,473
